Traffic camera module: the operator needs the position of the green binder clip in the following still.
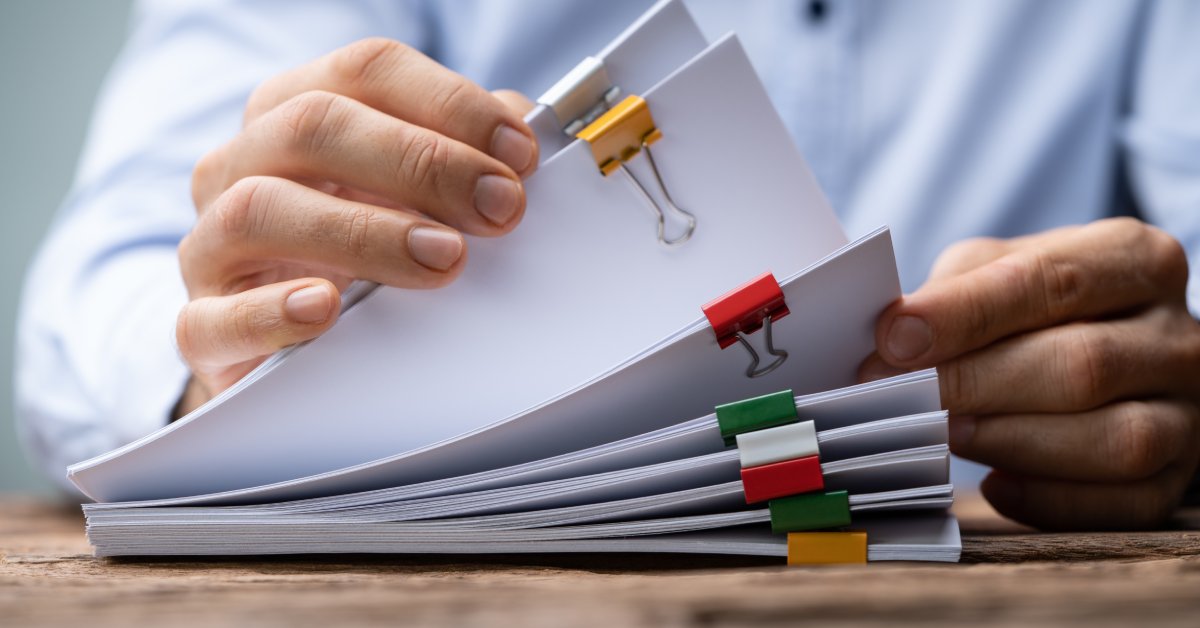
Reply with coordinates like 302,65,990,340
715,389,797,446
769,490,852,534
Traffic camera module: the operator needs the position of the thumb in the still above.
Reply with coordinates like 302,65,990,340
176,278,340,387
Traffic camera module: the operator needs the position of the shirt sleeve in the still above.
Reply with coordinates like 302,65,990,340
15,0,430,494
1121,0,1200,317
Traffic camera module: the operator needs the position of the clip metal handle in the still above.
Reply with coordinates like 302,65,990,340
702,272,792,379
735,314,789,378
576,94,697,247
619,144,696,248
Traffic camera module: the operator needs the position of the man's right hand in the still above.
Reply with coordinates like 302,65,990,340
175,38,539,417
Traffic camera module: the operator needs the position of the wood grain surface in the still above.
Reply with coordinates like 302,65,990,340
2,495,1198,627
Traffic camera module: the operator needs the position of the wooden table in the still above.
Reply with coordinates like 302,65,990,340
2,495,1198,627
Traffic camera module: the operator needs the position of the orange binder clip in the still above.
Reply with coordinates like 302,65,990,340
541,55,696,247
786,531,868,565
573,94,695,247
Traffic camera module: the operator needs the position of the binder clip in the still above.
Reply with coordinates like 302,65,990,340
740,454,823,504
715,389,798,445
786,531,868,565
702,272,790,378
542,57,696,247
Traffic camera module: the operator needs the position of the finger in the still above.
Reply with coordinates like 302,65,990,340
926,237,1014,282
857,352,909,383
938,307,1200,414
950,399,1198,482
176,278,340,376
492,89,537,117
181,177,467,292
930,225,1099,282
876,218,1189,367
980,462,1197,530
194,91,525,235
245,38,538,177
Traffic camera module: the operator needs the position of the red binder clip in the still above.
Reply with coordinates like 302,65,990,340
702,272,790,378
740,454,823,504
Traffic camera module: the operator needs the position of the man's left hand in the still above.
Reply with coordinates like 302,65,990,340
860,217,1200,530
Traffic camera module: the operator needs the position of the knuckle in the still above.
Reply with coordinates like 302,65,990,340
959,236,1002,254
190,147,226,211
244,84,270,126
954,265,1005,342
960,289,995,342
1097,215,1142,235
938,237,1005,269
938,359,982,413
1092,218,1189,292
395,130,450,193
207,176,277,241
177,233,199,282
1088,216,1143,249
1144,225,1190,289
1107,402,1170,479
245,75,288,125
329,205,380,258
1058,327,1113,409
333,37,408,86
430,80,473,122
275,90,346,156
229,298,277,346
1029,249,1084,321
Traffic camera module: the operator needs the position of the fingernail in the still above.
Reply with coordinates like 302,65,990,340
949,415,976,451
285,285,334,324
859,360,906,383
408,226,464,271
491,124,535,174
982,473,1025,512
886,315,933,362
474,174,521,226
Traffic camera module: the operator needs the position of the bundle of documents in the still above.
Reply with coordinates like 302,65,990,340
70,0,960,565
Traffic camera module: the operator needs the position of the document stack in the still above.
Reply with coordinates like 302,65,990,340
70,0,961,566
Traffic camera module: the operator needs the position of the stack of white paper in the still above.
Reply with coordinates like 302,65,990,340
85,369,957,560
71,0,960,564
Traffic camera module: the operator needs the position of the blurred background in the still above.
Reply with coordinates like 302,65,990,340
1,1,134,494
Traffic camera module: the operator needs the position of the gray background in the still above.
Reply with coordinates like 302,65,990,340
1,1,134,493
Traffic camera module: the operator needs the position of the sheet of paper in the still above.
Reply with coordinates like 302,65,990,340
817,411,948,461
88,513,961,561
86,445,948,528
89,501,957,548
85,370,939,510
69,31,848,502
86,486,952,539
77,226,901,507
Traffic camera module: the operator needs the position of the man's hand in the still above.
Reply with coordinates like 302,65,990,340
860,218,1200,530
175,38,539,416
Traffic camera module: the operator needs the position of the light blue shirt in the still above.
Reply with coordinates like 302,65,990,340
17,0,1200,491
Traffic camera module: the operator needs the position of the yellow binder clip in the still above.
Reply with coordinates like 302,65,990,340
575,94,696,247
786,531,868,566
